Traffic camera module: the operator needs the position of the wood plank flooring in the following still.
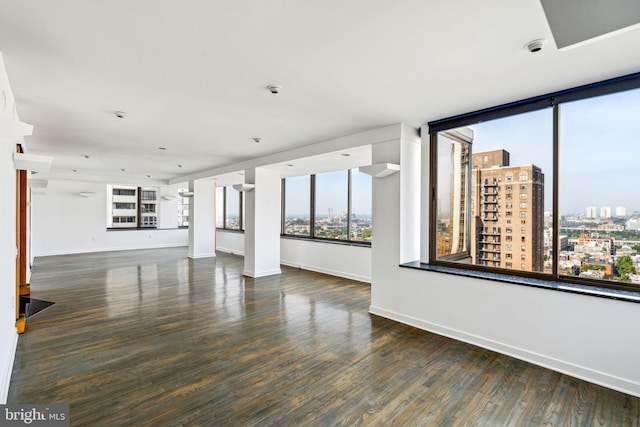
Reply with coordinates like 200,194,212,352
9,247,640,426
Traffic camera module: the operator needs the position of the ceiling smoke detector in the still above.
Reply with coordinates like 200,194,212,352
267,85,282,94
114,111,127,118
525,39,547,53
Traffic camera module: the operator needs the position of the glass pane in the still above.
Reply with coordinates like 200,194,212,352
225,186,240,230
435,108,552,273
435,130,471,259
284,176,311,236
351,169,372,242
315,170,348,240
216,187,224,228
559,87,640,286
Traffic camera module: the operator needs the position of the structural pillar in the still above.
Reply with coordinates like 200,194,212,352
188,179,216,259
243,167,281,277
368,124,420,310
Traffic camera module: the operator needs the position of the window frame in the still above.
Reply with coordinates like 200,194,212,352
216,186,244,232
427,71,640,293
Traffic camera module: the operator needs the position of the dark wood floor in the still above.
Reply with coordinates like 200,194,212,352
9,248,640,426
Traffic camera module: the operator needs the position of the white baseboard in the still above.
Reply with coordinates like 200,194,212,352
0,331,18,404
280,260,371,283
243,268,282,278
369,305,640,398
33,243,188,257
216,247,245,256
188,252,216,259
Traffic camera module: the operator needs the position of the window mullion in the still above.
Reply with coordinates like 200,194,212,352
239,191,244,231
280,179,285,235
223,187,227,230
310,175,316,239
347,170,352,242
552,105,560,278
429,133,438,263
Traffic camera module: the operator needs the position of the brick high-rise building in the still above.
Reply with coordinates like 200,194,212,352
470,149,544,272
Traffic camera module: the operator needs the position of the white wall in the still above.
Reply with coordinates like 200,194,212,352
0,53,21,403
216,230,244,255
32,179,188,257
369,125,640,398
215,232,371,283
281,239,371,283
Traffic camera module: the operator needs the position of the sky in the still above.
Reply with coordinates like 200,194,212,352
470,87,640,216
284,170,372,218
285,86,640,220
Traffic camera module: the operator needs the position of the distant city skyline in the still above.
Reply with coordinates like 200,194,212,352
469,87,640,215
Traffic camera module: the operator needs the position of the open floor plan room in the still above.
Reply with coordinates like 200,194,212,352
9,248,639,426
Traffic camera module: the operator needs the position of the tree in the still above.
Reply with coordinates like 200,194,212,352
581,264,606,272
615,255,636,281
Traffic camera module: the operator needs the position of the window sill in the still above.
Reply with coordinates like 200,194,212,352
281,235,371,248
216,228,244,234
399,261,640,304
106,227,186,231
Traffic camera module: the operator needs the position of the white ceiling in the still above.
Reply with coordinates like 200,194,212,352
1,0,639,186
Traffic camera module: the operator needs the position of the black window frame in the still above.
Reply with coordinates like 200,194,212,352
281,169,372,245
427,71,640,293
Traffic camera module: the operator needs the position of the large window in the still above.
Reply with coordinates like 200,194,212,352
216,185,244,231
350,169,373,241
107,185,158,229
315,170,349,240
429,73,640,292
177,188,189,227
283,175,311,236
282,168,372,244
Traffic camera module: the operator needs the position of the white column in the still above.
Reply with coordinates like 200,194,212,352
370,125,420,309
243,167,281,277
188,179,216,259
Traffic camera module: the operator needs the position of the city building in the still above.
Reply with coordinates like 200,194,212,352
616,206,627,217
108,185,158,229
470,150,544,272
575,233,616,256
627,218,640,231
600,206,612,218
586,206,598,218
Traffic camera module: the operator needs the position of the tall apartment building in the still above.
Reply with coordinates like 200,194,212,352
109,185,158,228
615,206,627,217
600,206,612,218
586,206,597,219
470,149,544,272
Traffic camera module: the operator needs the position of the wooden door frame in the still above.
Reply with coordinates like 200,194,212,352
15,144,27,333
